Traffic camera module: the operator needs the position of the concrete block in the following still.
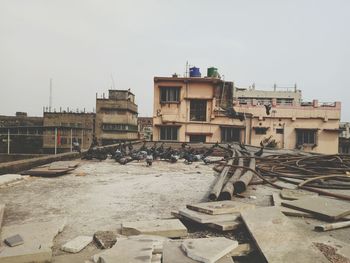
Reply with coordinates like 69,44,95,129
127,234,168,254
241,207,328,262
181,237,238,263
122,219,187,238
282,196,350,221
61,235,92,253
280,189,318,200
179,207,239,224
4,234,24,247
272,193,313,218
163,240,234,263
0,219,66,263
187,200,255,215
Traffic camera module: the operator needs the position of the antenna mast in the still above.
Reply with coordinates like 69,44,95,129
49,78,53,112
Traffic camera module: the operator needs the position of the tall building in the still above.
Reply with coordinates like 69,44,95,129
95,90,138,145
42,111,95,153
153,67,341,154
138,117,153,141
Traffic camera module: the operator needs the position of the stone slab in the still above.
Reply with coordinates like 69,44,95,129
0,174,23,187
228,243,253,257
282,196,350,221
187,200,255,215
151,254,162,263
0,219,66,263
48,161,80,170
280,189,318,200
127,234,168,254
61,235,92,253
241,207,328,263
93,239,154,263
171,211,239,232
163,240,234,263
121,219,187,238
4,234,24,247
272,193,313,218
181,238,237,263
179,207,239,224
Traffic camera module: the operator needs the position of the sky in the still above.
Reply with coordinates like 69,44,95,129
0,0,349,120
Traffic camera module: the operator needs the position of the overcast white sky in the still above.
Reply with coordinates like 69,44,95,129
0,0,349,120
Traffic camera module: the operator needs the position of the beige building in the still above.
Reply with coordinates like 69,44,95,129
43,111,95,153
95,90,138,145
138,117,153,141
153,71,341,154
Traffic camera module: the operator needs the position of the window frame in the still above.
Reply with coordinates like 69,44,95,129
189,99,207,122
160,86,181,104
296,129,317,146
159,126,178,141
221,127,241,143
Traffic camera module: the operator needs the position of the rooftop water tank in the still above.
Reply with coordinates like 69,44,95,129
189,67,201,77
207,67,219,78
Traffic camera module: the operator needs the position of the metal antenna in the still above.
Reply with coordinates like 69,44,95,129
49,78,53,112
111,74,116,89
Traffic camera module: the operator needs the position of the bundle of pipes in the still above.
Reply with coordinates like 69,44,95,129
210,150,350,201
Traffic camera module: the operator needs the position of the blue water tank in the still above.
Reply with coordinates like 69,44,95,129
189,67,201,77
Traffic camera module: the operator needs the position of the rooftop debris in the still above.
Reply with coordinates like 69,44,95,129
1,141,350,262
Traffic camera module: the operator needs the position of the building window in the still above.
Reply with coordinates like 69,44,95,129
160,126,178,141
255,128,267,135
221,127,241,143
276,128,284,134
296,129,316,145
190,100,207,121
160,87,180,103
189,135,206,143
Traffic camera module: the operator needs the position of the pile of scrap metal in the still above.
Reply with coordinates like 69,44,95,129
209,144,350,201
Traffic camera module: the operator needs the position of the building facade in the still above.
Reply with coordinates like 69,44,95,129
95,90,138,145
138,117,153,141
0,112,43,154
153,70,341,154
43,111,95,153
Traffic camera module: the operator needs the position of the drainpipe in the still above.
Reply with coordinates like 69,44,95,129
7,129,10,154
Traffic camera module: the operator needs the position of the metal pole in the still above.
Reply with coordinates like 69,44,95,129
54,128,57,155
70,129,73,152
81,129,84,150
7,129,10,154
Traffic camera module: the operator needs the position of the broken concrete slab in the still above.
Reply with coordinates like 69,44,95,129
187,200,255,215
0,219,66,263
127,235,169,254
4,234,24,247
48,161,80,170
93,231,117,249
0,174,23,187
162,240,234,263
178,207,239,224
121,219,187,238
280,189,318,200
241,207,328,263
181,237,238,263
272,193,313,218
93,239,154,263
207,221,241,232
229,243,253,257
171,210,240,232
282,196,350,221
22,167,72,177
61,235,92,253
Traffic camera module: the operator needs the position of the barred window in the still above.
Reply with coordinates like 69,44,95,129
160,126,178,141
160,87,180,103
190,100,207,121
